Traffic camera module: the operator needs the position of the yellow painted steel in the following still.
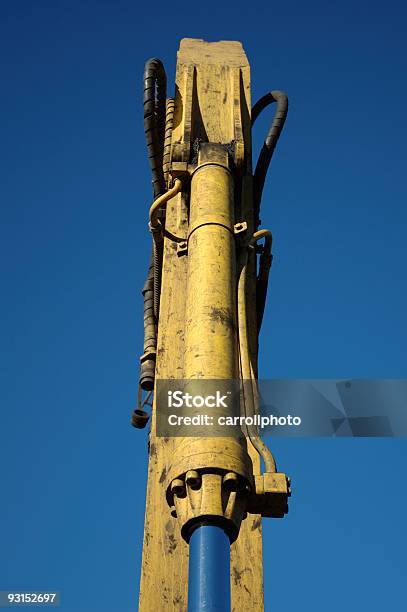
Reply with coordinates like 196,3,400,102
138,38,269,611
165,147,254,543
167,150,252,482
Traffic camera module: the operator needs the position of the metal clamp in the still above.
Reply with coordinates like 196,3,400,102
234,221,248,235
177,241,188,256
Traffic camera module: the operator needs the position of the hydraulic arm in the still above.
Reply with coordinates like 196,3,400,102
132,38,290,611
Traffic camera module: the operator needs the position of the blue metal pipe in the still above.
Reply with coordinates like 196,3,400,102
188,524,231,612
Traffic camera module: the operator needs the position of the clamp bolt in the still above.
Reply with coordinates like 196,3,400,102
186,470,201,490
171,478,185,498
177,241,188,256
233,221,248,235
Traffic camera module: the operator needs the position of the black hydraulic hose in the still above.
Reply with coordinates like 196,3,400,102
143,58,167,317
143,58,167,199
252,91,288,225
256,245,273,332
140,58,167,391
140,250,157,391
140,250,158,391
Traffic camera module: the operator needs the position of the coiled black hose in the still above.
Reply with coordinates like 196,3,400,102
139,252,157,391
143,58,167,199
252,91,288,226
140,58,168,391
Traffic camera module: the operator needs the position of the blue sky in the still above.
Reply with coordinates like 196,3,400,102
1,1,406,610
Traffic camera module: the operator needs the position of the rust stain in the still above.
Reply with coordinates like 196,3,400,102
251,517,261,531
209,306,235,331
167,533,178,554
232,566,244,585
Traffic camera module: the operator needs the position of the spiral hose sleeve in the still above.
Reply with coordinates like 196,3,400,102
140,249,157,391
163,98,175,187
143,58,167,198
140,59,168,391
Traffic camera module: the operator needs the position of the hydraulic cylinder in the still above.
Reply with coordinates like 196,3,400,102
166,144,253,543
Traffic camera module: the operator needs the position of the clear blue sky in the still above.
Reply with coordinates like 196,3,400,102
1,1,406,610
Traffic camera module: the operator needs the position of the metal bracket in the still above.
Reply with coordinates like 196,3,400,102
247,472,291,518
177,241,188,256
234,221,247,235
